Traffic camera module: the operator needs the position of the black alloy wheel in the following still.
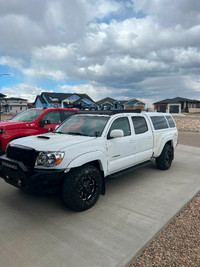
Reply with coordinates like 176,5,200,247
156,143,173,170
78,174,97,203
62,164,102,211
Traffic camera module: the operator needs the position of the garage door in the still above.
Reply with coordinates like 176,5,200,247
125,106,133,109
158,105,166,112
169,105,179,113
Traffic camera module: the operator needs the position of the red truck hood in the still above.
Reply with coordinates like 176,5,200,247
0,120,27,129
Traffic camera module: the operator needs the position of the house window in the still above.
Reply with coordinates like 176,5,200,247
10,107,12,110
20,107,22,110
67,95,80,101
49,97,59,101
194,104,196,108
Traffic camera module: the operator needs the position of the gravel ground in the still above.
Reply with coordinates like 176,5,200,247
174,116,200,147
129,115,200,267
129,192,200,267
173,116,200,132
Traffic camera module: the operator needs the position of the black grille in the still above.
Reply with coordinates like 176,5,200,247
6,144,38,169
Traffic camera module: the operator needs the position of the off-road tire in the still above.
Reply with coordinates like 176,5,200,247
156,143,173,170
62,164,102,211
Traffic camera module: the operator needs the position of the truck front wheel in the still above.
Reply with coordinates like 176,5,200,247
156,144,173,170
62,164,102,211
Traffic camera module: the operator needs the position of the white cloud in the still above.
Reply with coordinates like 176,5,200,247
0,14,45,54
133,0,200,28
0,84,47,102
59,82,112,101
0,56,24,69
173,47,200,67
82,0,122,21
59,82,156,105
0,0,200,102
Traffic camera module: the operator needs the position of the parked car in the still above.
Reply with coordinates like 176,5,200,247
0,108,78,154
0,110,178,211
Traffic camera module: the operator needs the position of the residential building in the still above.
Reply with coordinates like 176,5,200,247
154,97,200,113
97,97,145,110
1,97,28,115
34,92,98,110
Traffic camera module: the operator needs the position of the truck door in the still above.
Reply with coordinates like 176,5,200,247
131,116,153,164
39,110,61,133
106,117,135,174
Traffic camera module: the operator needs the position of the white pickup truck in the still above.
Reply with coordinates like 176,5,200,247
0,110,178,211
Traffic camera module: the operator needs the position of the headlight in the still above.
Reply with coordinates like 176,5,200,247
36,151,65,167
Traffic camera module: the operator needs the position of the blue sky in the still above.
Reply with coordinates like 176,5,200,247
0,0,200,106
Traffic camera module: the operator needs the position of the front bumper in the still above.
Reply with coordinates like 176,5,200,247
0,155,65,193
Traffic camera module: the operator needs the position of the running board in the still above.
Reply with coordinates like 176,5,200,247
107,160,152,179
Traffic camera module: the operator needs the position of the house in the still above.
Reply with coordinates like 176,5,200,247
97,97,145,110
153,97,200,113
34,92,98,110
0,93,6,98
1,97,28,115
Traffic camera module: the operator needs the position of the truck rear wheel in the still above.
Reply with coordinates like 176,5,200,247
156,144,173,170
62,164,102,211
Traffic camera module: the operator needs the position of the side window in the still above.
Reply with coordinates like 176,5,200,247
132,116,148,134
166,115,176,128
150,116,169,130
108,117,131,139
40,111,61,124
60,110,77,122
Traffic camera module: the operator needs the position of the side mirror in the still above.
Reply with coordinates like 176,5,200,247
47,127,53,132
39,120,51,128
110,129,124,138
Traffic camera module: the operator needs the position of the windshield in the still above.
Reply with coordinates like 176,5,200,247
55,115,109,137
10,109,44,122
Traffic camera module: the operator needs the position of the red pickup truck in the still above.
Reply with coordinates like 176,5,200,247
0,108,77,153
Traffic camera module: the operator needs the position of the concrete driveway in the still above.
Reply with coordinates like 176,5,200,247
0,144,200,267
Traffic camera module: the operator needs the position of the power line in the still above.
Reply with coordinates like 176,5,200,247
0,73,11,76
